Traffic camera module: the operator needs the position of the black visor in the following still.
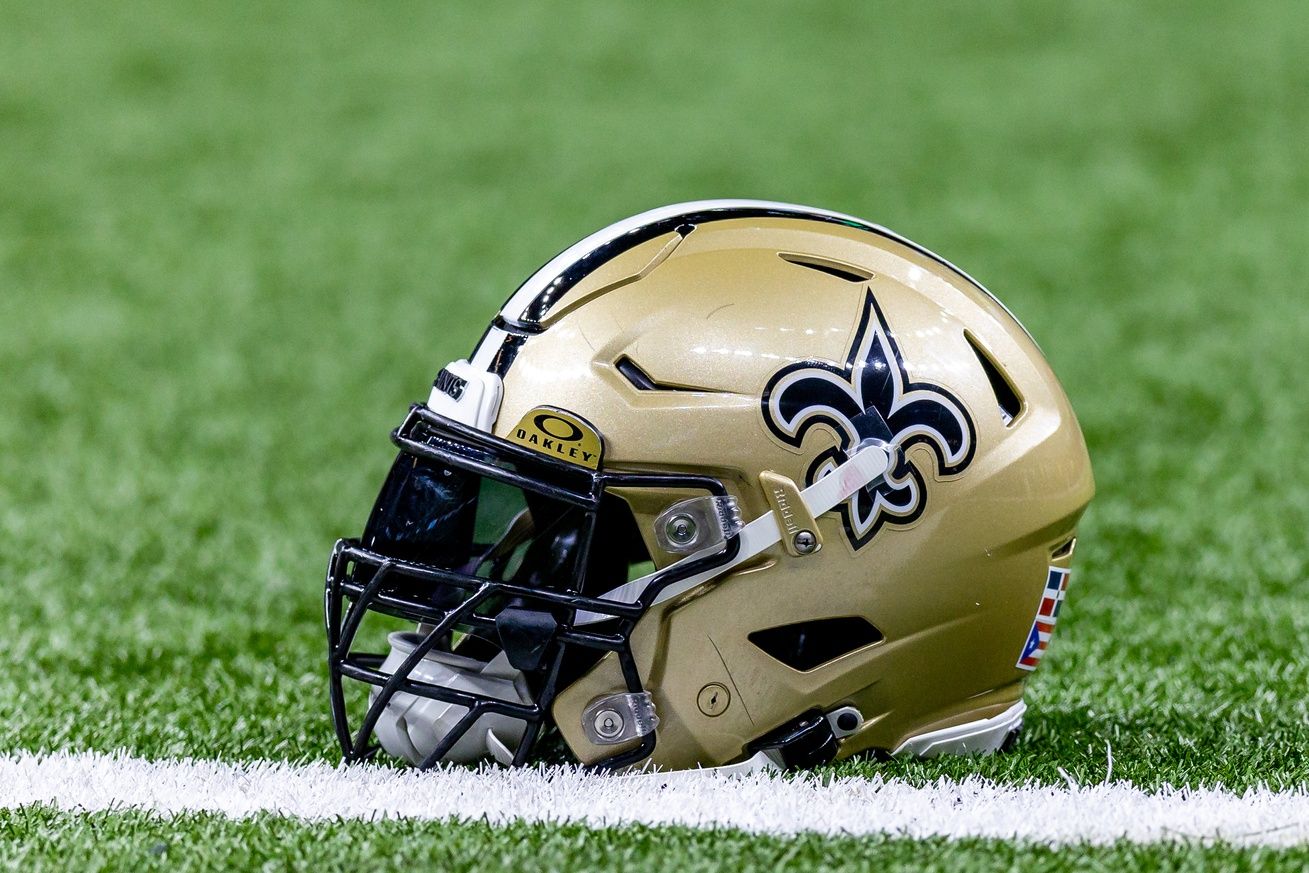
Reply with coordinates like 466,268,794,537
362,453,588,589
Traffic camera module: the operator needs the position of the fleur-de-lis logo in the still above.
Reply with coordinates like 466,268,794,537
761,291,976,549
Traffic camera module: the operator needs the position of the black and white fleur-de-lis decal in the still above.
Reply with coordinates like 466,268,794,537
761,290,976,549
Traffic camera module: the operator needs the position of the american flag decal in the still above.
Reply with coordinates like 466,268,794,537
1016,567,1071,671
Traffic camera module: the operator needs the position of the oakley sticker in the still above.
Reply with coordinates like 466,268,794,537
761,290,976,550
507,407,605,469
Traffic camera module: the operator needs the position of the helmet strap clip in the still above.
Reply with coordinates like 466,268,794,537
759,470,823,557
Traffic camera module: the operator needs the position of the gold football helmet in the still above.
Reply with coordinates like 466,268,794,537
326,200,1094,772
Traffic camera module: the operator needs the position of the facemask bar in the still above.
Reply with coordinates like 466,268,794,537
326,404,739,771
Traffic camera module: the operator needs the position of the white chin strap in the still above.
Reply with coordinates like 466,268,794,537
574,442,893,625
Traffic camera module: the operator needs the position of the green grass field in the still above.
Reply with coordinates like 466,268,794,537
8,808,1309,872
3,0,1309,868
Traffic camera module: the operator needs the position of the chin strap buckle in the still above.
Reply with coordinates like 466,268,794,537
747,710,839,769
759,470,823,557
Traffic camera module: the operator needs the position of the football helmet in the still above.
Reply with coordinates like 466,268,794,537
325,200,1094,772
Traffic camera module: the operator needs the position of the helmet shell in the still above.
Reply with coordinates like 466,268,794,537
474,203,1093,769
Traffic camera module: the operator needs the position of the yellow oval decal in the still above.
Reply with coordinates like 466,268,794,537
507,407,604,470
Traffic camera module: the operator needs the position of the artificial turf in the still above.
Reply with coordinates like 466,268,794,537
2,0,1308,867
5,808,1309,873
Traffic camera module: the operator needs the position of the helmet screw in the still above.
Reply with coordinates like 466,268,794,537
697,683,731,717
592,709,625,740
792,530,818,554
665,514,698,547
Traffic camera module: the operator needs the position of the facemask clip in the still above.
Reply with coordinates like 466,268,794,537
653,496,744,555
582,692,660,746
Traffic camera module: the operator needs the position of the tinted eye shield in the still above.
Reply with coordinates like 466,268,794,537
325,404,739,770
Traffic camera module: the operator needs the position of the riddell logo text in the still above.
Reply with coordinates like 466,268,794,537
772,487,800,535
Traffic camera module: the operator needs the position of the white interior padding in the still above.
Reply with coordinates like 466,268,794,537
372,632,531,765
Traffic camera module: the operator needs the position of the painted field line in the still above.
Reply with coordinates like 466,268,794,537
2,750,1308,847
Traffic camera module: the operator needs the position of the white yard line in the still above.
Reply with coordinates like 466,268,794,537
2,750,1308,847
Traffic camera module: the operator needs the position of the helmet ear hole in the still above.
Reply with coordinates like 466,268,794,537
748,617,883,672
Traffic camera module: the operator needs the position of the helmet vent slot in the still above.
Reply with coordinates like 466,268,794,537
1051,537,1077,560
615,356,718,393
748,617,883,671
778,253,873,283
965,332,1024,426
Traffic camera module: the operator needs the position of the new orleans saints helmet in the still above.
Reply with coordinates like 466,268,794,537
325,200,1094,772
